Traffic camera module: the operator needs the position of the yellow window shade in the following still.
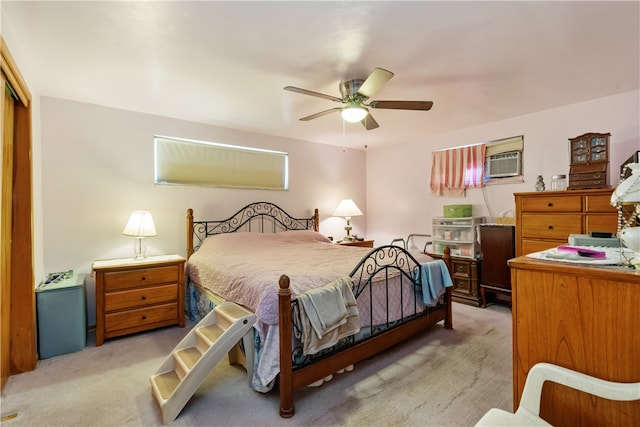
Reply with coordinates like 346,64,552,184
485,135,524,156
154,136,288,190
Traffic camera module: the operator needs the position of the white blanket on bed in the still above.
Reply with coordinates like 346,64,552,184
295,276,360,355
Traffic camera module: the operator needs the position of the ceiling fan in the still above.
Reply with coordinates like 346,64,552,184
284,67,433,130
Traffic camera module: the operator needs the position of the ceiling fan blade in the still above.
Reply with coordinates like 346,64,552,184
361,113,379,130
299,107,342,121
284,86,343,102
369,100,434,111
357,68,394,99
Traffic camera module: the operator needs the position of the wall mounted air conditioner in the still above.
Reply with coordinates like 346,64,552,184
485,151,521,178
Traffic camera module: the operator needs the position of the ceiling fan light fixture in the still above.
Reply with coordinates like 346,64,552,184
341,103,368,123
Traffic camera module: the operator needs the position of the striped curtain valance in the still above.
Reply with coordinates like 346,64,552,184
430,144,486,196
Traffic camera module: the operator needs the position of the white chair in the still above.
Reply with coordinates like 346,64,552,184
475,362,640,426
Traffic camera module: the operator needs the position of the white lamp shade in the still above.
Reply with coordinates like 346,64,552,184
611,163,640,205
341,104,368,123
123,211,157,237
620,226,640,253
333,199,363,218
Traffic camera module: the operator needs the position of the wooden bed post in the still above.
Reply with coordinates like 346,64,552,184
312,208,319,232
186,209,194,259
278,274,294,418
442,246,453,329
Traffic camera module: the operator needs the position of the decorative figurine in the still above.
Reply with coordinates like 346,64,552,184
535,175,545,191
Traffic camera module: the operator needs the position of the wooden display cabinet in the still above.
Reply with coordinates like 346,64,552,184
568,132,610,189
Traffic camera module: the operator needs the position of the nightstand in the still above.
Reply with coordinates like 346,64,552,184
92,254,186,346
339,239,374,248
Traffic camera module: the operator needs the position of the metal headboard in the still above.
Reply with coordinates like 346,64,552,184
186,202,320,258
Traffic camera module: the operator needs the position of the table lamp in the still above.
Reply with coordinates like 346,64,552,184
611,162,640,267
123,211,157,259
333,199,363,241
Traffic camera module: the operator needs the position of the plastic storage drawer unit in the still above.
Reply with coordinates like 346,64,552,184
36,274,87,359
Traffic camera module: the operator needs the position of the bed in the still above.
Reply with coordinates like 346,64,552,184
184,202,453,417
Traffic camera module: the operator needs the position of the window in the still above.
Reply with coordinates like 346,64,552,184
154,136,289,190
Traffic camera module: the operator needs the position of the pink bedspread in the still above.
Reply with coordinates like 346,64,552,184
186,230,373,325
186,230,434,390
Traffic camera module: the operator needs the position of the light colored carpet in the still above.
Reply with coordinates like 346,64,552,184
0,302,512,426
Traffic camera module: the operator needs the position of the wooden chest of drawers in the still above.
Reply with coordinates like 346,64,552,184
514,189,617,256
93,255,185,346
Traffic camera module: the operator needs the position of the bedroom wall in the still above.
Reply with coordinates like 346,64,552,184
365,90,640,246
40,97,367,325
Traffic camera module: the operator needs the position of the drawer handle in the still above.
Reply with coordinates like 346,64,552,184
547,202,553,207
547,225,553,230
142,315,147,320
141,295,146,300
141,276,146,281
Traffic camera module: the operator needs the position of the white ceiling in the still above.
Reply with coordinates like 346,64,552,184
2,1,639,150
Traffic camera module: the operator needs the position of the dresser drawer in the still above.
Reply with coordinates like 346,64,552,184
104,266,179,291
585,214,618,234
105,284,178,312
585,194,616,212
521,239,562,255
104,303,178,333
521,214,582,239
521,195,582,212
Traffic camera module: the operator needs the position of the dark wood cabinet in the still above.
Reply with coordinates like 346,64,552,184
479,224,515,307
429,253,481,306
568,132,610,189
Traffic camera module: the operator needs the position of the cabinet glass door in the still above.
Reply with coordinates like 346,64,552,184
589,137,607,162
571,139,588,164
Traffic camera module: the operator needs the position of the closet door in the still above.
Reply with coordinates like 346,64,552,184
1,37,35,390
1,71,13,389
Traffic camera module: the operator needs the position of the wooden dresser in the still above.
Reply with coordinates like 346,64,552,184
514,188,617,256
509,256,640,426
93,255,185,346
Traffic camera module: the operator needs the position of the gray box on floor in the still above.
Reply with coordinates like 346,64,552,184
36,274,87,359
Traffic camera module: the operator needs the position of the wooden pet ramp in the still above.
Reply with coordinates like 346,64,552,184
150,302,256,424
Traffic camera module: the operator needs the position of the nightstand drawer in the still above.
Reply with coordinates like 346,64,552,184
105,284,178,312
452,260,471,278
104,266,179,291
452,277,473,296
105,303,178,333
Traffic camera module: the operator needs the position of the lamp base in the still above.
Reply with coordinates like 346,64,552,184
133,238,147,259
